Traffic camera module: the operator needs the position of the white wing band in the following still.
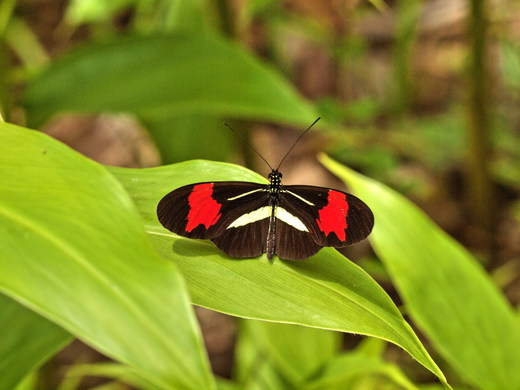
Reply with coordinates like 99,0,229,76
227,206,308,232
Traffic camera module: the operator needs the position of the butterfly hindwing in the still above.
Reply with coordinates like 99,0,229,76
212,216,270,258
279,185,374,248
274,217,321,260
157,181,270,240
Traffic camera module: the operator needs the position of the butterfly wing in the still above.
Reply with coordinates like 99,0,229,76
157,181,271,257
279,185,374,248
211,215,271,258
157,182,373,260
274,217,322,260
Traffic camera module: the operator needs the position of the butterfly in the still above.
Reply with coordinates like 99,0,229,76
156,119,374,260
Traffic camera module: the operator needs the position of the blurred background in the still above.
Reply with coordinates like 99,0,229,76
2,0,520,388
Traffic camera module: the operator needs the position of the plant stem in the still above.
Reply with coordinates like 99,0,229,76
466,0,494,256
391,0,421,116
215,0,235,37
0,0,16,121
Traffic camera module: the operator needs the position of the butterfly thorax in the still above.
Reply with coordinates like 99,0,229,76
268,170,283,196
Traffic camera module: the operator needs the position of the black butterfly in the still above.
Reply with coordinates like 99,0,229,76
157,119,373,260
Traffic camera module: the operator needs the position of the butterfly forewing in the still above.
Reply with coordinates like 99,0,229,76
279,185,374,247
157,181,270,240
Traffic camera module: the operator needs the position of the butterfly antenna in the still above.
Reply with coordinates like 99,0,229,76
224,122,274,171
275,117,321,171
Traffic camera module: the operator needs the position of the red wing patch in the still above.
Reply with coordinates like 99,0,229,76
186,183,222,232
316,190,349,241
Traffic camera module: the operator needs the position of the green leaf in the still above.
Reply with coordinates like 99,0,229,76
500,41,520,92
234,322,293,390
14,372,38,390
164,0,210,32
111,160,448,386
419,387,471,390
0,123,214,390
365,0,391,13
61,363,157,390
215,378,242,390
321,154,520,390
65,0,137,24
0,294,71,389
23,33,317,128
240,320,341,386
307,351,419,390
142,114,234,163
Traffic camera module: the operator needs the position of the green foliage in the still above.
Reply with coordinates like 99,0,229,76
0,294,71,390
243,321,341,384
59,363,158,390
24,33,316,127
112,160,446,385
5,118,519,389
234,321,341,389
3,1,520,388
306,339,419,390
500,41,520,93
235,323,419,390
0,123,214,390
23,32,317,163
323,155,520,390
66,0,135,24
2,121,453,389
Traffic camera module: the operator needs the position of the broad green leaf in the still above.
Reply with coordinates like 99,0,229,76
234,323,292,390
322,154,520,390
164,0,210,32
85,383,128,390
0,294,71,389
23,33,317,128
111,160,448,386
242,320,341,385
215,378,242,390
66,0,137,24
142,114,234,163
419,387,470,390
61,363,157,390
14,372,38,390
306,353,418,390
501,41,520,92
0,123,214,390
365,0,391,13
305,339,416,389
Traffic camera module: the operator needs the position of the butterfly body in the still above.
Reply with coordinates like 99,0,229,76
157,169,374,260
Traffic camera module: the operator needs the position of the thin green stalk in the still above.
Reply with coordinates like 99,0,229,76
5,17,49,73
0,0,17,121
214,0,256,169
391,0,421,116
215,0,235,37
466,0,494,256
0,41,8,121
0,0,16,36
